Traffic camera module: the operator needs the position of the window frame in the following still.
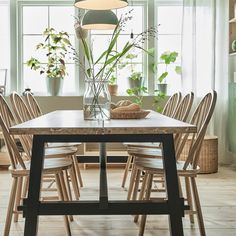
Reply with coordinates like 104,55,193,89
15,0,183,96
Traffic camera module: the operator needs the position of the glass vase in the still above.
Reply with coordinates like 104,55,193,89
83,79,111,120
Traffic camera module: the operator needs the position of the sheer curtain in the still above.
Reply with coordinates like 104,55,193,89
181,0,229,163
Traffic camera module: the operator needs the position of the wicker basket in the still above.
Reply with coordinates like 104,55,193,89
179,135,218,174
111,110,150,119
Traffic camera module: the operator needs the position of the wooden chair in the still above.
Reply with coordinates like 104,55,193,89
121,92,193,188
24,91,84,187
162,91,182,117
132,90,217,236
0,95,74,236
9,92,80,200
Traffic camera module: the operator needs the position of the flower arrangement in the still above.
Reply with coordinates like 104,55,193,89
72,11,157,120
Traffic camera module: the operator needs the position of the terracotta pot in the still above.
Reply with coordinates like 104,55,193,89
108,84,118,96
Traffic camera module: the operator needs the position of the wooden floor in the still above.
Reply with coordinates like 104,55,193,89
0,165,236,236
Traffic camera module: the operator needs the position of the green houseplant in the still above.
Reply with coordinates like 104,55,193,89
156,51,181,94
26,28,72,96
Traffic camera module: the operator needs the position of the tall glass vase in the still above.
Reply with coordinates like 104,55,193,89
83,79,111,120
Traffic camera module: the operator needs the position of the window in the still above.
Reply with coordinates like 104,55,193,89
0,1,10,93
20,3,77,95
17,0,183,96
90,5,146,94
156,1,183,94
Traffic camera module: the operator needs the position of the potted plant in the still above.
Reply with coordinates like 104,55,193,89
26,28,72,96
118,53,145,97
156,51,181,94
108,74,118,96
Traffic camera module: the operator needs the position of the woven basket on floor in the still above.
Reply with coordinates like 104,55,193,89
179,135,218,174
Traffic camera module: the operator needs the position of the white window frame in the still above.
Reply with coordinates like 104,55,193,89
15,0,183,96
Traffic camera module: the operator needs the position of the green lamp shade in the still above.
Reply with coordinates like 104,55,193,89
74,0,128,10
82,10,118,30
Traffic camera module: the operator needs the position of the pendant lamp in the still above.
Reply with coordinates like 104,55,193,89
81,10,118,30
74,0,128,10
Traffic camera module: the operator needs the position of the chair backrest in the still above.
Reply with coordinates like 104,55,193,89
177,90,217,170
162,92,182,117
25,92,43,118
0,95,26,170
0,69,7,95
172,92,194,155
173,92,194,122
10,92,34,156
10,92,34,123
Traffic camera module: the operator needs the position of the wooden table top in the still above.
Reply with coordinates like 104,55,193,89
9,110,196,135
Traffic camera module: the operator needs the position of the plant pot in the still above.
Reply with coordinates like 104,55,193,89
157,83,167,94
108,84,118,96
128,76,144,89
128,77,144,96
46,77,64,96
74,23,88,39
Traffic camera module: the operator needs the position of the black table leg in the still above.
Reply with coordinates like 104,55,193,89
162,134,184,236
24,136,45,236
99,143,108,209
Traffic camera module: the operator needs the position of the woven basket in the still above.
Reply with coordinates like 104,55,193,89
179,135,218,174
111,110,150,119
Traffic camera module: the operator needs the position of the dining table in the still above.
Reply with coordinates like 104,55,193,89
9,110,196,236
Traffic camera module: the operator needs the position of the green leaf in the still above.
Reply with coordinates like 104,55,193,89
175,66,182,75
62,38,71,46
158,72,168,83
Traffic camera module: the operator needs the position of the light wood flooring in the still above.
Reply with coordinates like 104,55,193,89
0,165,236,236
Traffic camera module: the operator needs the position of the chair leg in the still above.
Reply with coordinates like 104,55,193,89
191,177,206,236
4,177,18,236
139,173,153,236
127,165,138,200
55,173,71,236
121,155,133,188
14,176,23,222
59,172,73,222
134,172,149,223
131,169,141,201
185,177,194,223
73,155,83,187
69,165,80,200
22,176,29,199
64,170,73,201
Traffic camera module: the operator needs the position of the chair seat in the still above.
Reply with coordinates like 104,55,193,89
127,147,162,158
47,142,81,148
44,146,78,158
9,158,73,176
124,142,161,148
134,158,200,175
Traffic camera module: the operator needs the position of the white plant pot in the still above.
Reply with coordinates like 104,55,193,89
46,77,64,96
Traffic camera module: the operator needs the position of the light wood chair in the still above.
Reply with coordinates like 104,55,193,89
0,96,74,236
162,91,182,117
122,92,193,188
132,90,217,236
9,92,80,201
24,91,84,187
